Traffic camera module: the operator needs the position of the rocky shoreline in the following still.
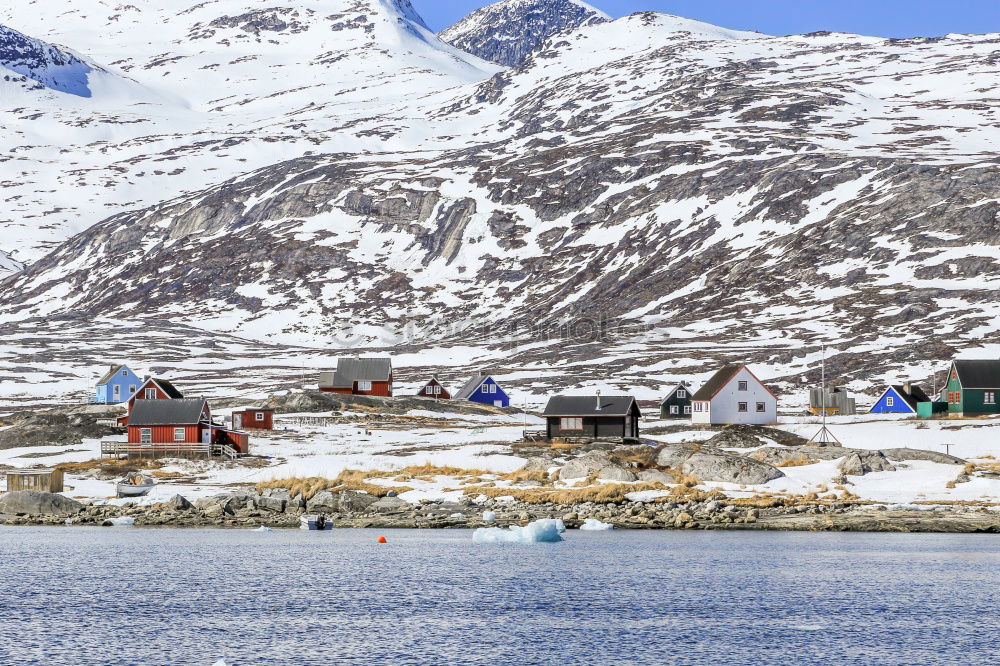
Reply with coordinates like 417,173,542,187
1,490,999,533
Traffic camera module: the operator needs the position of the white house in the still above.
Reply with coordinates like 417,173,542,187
690,364,778,425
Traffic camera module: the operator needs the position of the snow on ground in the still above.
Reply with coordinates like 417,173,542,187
4,406,1000,508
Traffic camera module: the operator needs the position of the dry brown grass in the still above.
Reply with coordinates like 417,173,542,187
256,471,413,500
465,481,674,505
778,458,819,468
549,441,577,451
55,458,163,477
498,469,551,484
945,480,957,489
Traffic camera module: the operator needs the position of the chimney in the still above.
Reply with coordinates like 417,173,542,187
903,380,912,395
595,390,602,411
110,364,116,373
480,368,487,377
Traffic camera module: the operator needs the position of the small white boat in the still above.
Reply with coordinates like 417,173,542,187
300,514,333,530
116,472,155,498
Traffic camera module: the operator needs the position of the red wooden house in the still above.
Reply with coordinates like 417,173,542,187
319,357,393,396
416,377,451,400
124,399,250,457
119,377,184,425
233,407,275,430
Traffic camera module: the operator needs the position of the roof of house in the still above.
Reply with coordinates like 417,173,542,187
454,373,498,400
544,395,638,417
319,357,392,388
128,399,209,426
691,365,743,401
660,383,692,403
150,378,184,399
889,384,931,408
97,364,127,386
953,360,1000,389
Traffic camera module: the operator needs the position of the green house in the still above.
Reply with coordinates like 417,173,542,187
944,360,1000,417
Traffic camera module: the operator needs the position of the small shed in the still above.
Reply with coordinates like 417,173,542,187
233,408,274,430
543,395,641,442
6,468,64,493
416,377,451,400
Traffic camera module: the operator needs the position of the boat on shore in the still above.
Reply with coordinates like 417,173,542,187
116,472,155,498
300,514,333,530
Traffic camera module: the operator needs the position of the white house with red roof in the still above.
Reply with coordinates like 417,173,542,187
690,364,778,425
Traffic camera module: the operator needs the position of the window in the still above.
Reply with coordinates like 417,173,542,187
693,402,704,412
738,381,748,391
174,427,185,441
985,392,996,405
684,405,692,415
738,402,748,412
954,391,962,405
140,428,152,443
670,406,679,415
357,381,372,392
677,389,686,399
122,370,128,376
886,396,894,407
756,402,766,413
560,417,583,430
951,370,957,380
145,388,157,399
485,383,497,394
255,412,265,421
128,385,136,395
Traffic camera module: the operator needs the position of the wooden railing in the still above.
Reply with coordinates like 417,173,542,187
101,440,212,458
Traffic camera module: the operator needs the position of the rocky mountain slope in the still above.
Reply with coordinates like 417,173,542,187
0,0,499,270
440,0,609,66
1,5,1000,403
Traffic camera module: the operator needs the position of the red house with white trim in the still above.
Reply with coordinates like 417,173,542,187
318,357,393,396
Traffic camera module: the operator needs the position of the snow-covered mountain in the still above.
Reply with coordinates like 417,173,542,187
2,6,1000,401
0,0,500,269
0,24,95,96
440,0,610,66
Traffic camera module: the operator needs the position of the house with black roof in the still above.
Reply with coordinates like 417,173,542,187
319,357,393,396
542,394,641,442
659,382,693,418
943,360,1000,417
870,382,929,414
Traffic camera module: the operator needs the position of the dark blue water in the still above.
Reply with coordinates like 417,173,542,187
0,527,998,665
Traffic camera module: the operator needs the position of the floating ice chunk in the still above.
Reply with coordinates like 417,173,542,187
449,512,464,518
252,525,273,532
482,511,497,522
472,518,564,543
579,518,614,531
212,661,229,666
103,517,135,527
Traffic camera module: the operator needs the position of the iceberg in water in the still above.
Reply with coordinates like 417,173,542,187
579,518,614,531
103,516,135,527
482,511,497,522
252,525,273,532
473,518,564,543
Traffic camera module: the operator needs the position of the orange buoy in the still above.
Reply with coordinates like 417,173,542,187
377,536,388,544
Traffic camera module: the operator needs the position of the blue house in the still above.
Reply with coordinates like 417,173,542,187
869,382,931,414
453,372,510,408
93,364,140,404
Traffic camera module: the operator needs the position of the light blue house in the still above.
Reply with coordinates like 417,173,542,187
453,372,510,408
93,364,140,404
869,383,930,414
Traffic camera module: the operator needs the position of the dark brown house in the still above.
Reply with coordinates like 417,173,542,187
543,395,641,442
319,357,393,396
417,377,451,400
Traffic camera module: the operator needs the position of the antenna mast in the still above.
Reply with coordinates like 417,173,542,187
808,344,841,446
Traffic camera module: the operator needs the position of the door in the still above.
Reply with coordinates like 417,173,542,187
202,428,211,444
233,414,243,429
494,400,503,408
113,384,121,401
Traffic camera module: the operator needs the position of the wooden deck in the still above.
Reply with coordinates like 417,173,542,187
101,440,240,460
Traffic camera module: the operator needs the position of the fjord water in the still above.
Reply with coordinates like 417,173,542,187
1,528,998,665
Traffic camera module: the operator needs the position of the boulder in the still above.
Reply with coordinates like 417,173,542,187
521,456,555,472
337,491,379,513
0,491,82,516
597,466,637,483
747,445,850,465
166,494,192,511
681,453,785,485
880,448,966,465
838,451,896,476
637,469,674,484
704,427,765,449
612,445,660,467
369,496,411,513
559,452,612,480
195,492,257,516
257,496,286,513
654,442,697,470
305,491,338,514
